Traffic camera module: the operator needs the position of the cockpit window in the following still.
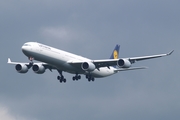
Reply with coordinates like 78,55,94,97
23,44,31,46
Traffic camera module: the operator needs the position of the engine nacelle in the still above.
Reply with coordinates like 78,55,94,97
81,62,96,71
15,64,28,73
117,59,131,68
32,64,45,74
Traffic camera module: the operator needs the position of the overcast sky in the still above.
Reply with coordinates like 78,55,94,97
0,0,180,120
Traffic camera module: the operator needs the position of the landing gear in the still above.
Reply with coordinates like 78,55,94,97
72,74,81,81
27,57,34,68
29,57,34,61
86,75,95,82
56,70,96,83
57,70,66,83
57,76,66,83
28,57,34,64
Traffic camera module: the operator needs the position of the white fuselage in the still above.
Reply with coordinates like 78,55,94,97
22,42,116,78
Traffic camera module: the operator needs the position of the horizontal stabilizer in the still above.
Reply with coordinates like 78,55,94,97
114,66,148,72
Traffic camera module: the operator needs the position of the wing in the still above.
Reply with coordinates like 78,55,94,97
128,50,174,63
68,50,174,69
7,58,56,70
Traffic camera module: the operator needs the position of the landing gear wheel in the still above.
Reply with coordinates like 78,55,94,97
78,75,81,79
75,76,78,80
57,76,60,80
72,74,81,81
59,79,62,83
59,77,66,83
86,75,95,82
57,70,66,83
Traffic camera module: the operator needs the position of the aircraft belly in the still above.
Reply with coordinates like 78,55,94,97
91,68,115,78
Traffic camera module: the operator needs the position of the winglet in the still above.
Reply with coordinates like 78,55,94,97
7,58,12,63
167,50,174,56
7,58,17,64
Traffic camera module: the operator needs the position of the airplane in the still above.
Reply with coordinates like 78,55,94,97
8,42,173,83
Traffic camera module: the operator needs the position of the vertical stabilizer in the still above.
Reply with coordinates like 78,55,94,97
110,44,120,59
109,44,120,68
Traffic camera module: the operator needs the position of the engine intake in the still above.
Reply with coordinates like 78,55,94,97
32,64,45,74
117,59,131,68
15,64,28,73
81,62,96,71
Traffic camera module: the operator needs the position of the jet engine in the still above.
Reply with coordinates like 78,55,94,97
15,64,28,73
117,59,131,68
32,64,45,74
81,62,96,71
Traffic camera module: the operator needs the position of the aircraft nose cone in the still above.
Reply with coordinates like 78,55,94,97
22,44,31,55
22,45,27,52
21,42,34,56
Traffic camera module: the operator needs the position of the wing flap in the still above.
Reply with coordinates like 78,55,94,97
67,59,118,68
114,66,148,72
93,59,118,68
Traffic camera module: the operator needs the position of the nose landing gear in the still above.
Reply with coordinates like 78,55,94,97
27,57,34,68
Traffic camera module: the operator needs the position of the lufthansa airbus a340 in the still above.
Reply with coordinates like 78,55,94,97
8,42,173,83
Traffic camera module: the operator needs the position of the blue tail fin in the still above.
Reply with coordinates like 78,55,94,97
110,44,120,59
110,44,120,68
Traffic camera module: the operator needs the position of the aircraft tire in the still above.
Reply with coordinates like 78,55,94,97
88,78,91,82
59,79,62,83
78,75,81,79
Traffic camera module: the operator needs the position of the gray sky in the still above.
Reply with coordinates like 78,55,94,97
0,0,180,120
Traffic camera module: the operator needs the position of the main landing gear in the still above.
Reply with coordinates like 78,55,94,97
72,74,81,81
57,70,66,83
86,75,95,82
56,71,95,83
57,71,81,83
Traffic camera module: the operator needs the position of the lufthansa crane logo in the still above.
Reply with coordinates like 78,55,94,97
113,50,118,59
